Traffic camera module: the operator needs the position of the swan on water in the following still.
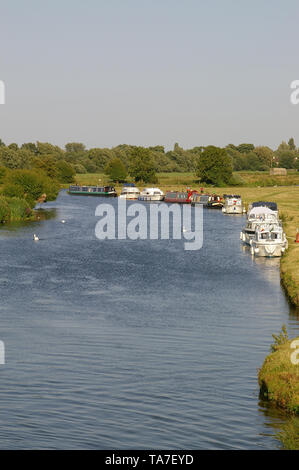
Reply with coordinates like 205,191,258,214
33,234,39,241
61,220,66,223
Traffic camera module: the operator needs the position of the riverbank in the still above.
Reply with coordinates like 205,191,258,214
258,335,299,413
258,335,299,449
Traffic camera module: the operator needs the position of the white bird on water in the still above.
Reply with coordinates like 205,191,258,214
33,234,39,241
182,226,187,233
61,220,66,224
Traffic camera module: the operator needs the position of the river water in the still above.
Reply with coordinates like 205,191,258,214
0,190,298,450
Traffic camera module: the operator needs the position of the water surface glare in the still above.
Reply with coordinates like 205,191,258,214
0,190,298,449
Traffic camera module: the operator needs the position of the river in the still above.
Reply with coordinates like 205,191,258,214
0,190,298,449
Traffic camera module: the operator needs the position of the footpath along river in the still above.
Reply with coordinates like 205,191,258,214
0,190,298,449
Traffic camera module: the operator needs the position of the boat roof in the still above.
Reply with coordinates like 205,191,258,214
142,187,163,191
248,207,277,216
251,201,278,211
122,186,140,191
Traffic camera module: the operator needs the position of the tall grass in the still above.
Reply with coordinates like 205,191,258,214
0,196,32,223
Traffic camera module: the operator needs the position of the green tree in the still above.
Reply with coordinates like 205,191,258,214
278,150,295,169
56,161,76,183
32,156,59,179
237,143,255,154
65,142,86,154
196,146,233,185
253,146,274,168
128,147,158,183
105,157,127,182
288,138,296,151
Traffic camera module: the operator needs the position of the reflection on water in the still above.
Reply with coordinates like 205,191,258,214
0,190,297,449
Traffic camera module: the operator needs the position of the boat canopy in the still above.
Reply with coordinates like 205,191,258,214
251,201,278,211
141,187,163,194
248,206,277,217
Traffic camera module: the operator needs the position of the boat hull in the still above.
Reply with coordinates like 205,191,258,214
119,195,139,200
223,206,244,214
250,241,288,257
69,191,117,197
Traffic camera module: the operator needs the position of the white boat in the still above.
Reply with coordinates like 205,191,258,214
250,224,288,257
138,187,164,202
222,195,245,214
240,206,280,245
119,186,140,200
247,201,278,218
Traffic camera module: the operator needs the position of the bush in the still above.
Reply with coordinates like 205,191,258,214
4,169,60,205
6,197,32,221
73,163,86,174
0,197,11,223
2,183,25,199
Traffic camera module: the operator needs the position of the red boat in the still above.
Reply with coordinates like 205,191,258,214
164,190,199,204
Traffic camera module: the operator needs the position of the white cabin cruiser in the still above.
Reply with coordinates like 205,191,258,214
247,201,278,218
119,186,140,200
138,187,164,202
240,206,280,245
250,224,288,257
222,195,245,214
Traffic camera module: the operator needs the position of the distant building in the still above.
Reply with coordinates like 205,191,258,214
270,168,287,176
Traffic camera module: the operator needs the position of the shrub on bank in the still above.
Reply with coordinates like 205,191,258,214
0,197,11,223
7,197,32,221
3,169,60,206
0,196,32,223
258,331,299,414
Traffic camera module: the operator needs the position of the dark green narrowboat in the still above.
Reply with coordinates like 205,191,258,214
68,185,117,197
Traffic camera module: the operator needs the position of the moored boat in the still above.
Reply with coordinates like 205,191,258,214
222,195,245,214
69,185,117,197
240,206,280,245
250,223,288,257
119,186,140,199
191,194,210,207
191,193,223,209
138,187,164,202
164,190,198,204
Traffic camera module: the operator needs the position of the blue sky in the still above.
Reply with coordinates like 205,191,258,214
1,0,299,149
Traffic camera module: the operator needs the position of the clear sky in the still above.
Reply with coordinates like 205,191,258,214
1,0,299,150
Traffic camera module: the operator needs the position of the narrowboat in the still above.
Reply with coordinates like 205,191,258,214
222,195,245,214
164,190,198,204
191,193,223,209
250,224,288,257
191,194,210,207
138,188,164,202
69,185,117,197
119,186,140,200
240,206,280,245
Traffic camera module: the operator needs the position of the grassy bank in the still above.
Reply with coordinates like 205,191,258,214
258,335,299,414
258,334,299,449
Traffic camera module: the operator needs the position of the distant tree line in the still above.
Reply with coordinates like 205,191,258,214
0,137,298,189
